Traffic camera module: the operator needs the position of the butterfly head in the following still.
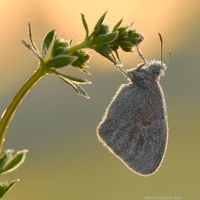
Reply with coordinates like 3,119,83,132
126,60,167,85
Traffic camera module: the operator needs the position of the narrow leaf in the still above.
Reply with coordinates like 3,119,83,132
94,45,117,64
59,76,79,92
113,50,121,63
80,13,89,38
63,75,91,84
42,29,55,58
0,150,28,174
55,71,91,84
94,10,108,30
21,40,42,60
119,41,134,51
90,10,108,37
75,84,90,99
93,44,112,56
46,55,77,68
28,20,39,53
58,76,89,98
92,32,118,45
21,40,32,50
73,67,91,75
112,18,123,32
0,180,19,199
116,26,129,36
0,152,8,169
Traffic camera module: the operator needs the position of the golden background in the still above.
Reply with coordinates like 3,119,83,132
0,0,199,199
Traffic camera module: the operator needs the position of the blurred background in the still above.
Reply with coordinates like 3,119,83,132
0,0,200,199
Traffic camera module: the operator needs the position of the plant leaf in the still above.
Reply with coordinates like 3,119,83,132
63,75,91,84
51,37,70,57
42,29,55,58
80,13,89,38
112,18,123,32
46,55,77,68
28,20,39,53
90,10,108,37
118,41,135,52
0,150,28,174
58,76,89,98
0,152,8,169
0,180,19,199
21,40,42,60
92,32,118,45
73,67,91,75
56,72,91,84
94,10,108,31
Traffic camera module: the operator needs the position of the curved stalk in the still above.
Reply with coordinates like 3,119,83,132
0,64,46,152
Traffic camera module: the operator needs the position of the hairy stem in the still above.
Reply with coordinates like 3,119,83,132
0,64,46,152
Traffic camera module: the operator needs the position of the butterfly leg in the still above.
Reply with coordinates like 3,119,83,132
136,44,147,70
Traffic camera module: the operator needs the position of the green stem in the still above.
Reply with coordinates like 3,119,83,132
0,64,46,152
68,40,91,54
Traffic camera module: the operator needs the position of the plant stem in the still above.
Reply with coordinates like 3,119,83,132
68,40,90,54
0,64,46,152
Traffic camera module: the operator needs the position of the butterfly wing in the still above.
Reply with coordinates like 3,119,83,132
97,82,168,176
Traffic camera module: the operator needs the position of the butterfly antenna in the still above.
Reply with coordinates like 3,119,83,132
166,51,171,65
158,33,163,66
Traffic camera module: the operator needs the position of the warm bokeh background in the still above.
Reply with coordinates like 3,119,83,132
0,0,200,199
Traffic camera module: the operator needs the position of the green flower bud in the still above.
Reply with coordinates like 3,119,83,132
51,38,70,57
71,50,91,69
